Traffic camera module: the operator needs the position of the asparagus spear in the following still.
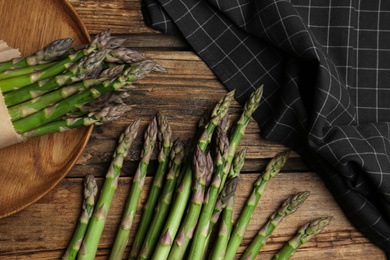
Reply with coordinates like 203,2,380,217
0,62,57,80
106,37,126,50
2,36,116,81
137,139,185,260
129,112,173,260
273,217,332,260
20,104,131,139
241,191,311,260
4,48,109,107
220,86,263,192
7,59,121,121
109,117,158,260
208,149,247,260
78,120,140,260
223,150,291,260
105,48,147,64
176,109,211,187
186,88,259,260
187,125,230,260
167,148,213,260
0,38,74,72
62,174,98,260
203,176,238,258
151,91,235,260
12,60,156,133
67,88,132,118
0,30,111,93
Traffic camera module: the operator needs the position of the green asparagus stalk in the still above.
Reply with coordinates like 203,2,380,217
12,60,156,133
273,217,332,260
0,30,111,93
20,104,132,139
67,88,132,119
221,86,263,192
224,150,291,260
185,115,230,258
187,125,230,260
109,117,158,260
138,139,185,260
207,148,247,260
62,174,98,260
151,90,235,260
78,120,140,260
105,48,147,64
167,148,213,260
7,59,121,121
129,112,173,260
0,38,74,73
241,191,311,260
176,109,211,187
203,148,247,257
4,48,109,107
0,62,57,80
203,176,238,257
208,192,236,260
188,85,260,260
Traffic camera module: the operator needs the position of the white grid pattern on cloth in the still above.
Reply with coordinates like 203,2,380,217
141,0,390,254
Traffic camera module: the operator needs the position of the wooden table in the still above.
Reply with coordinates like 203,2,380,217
0,1,387,259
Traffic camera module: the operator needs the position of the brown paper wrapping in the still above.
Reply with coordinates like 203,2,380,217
0,40,25,148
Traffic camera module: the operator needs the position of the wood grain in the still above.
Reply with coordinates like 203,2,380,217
0,0,92,218
0,174,385,259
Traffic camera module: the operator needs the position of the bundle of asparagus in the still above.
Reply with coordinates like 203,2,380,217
63,87,331,260
0,29,163,149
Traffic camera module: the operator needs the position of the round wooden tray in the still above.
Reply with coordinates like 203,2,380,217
0,0,93,218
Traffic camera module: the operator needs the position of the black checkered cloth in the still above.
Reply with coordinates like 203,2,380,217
142,0,390,256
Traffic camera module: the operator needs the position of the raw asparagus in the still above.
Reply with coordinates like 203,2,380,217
241,191,311,260
205,148,247,260
151,90,235,260
187,125,230,260
4,48,109,107
129,112,173,260
62,174,98,260
109,117,158,260
7,59,121,121
0,30,111,93
13,60,156,133
78,120,140,260
105,48,147,64
273,217,332,260
167,148,213,260
0,62,57,80
138,139,185,260
0,38,74,72
224,150,291,260
20,104,131,139
202,176,238,258
221,85,263,192
208,149,247,260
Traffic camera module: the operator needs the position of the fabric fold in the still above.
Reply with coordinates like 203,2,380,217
142,0,390,256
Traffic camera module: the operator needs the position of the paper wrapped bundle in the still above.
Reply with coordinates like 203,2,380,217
0,30,166,149
0,40,23,148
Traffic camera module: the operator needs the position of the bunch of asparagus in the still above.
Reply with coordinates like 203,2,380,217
63,87,331,260
0,29,163,140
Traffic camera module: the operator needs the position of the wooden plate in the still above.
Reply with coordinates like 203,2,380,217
0,0,92,218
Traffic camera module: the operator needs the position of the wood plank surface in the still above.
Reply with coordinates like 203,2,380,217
0,174,383,259
0,0,387,259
